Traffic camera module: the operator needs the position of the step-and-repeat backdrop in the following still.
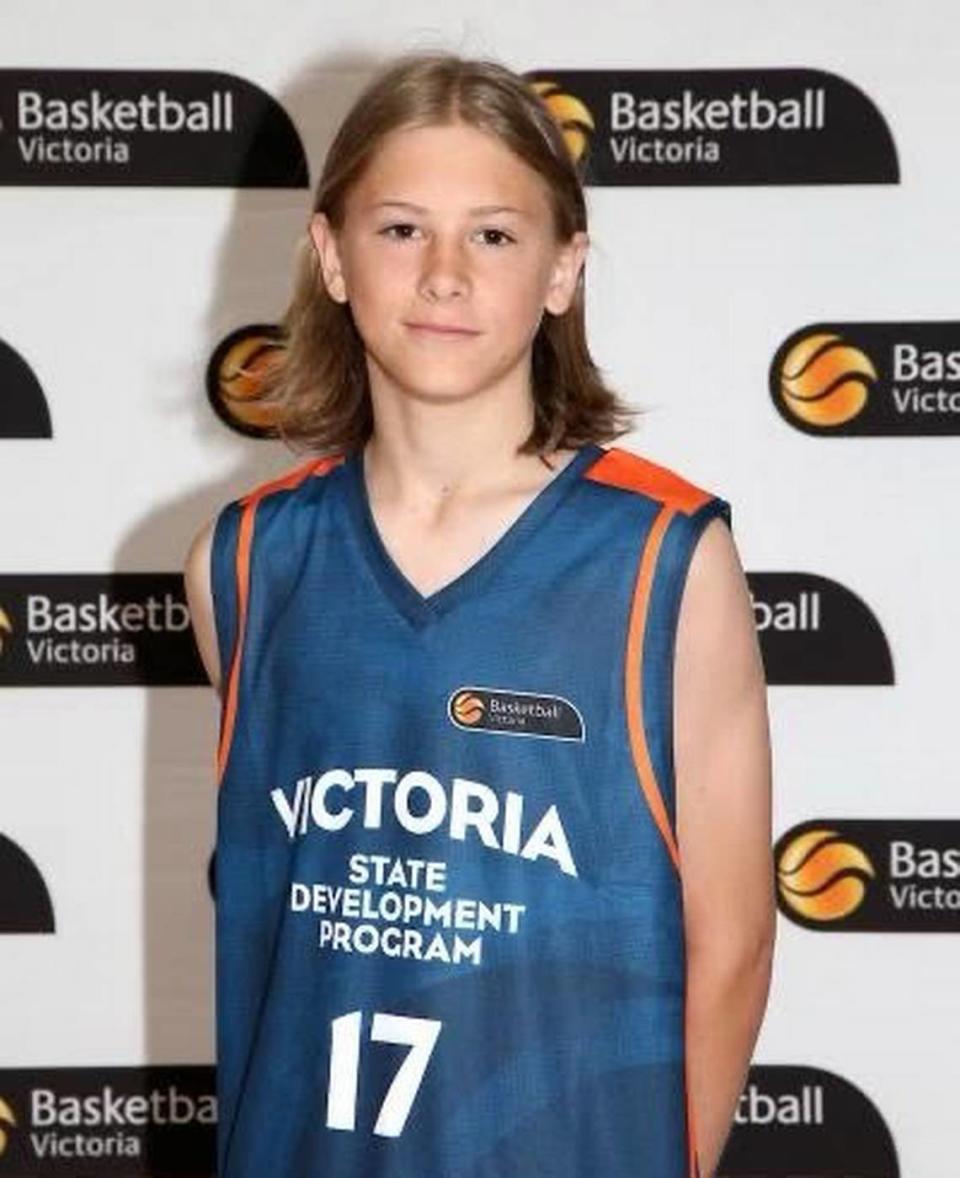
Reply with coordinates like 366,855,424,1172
1,4,957,1176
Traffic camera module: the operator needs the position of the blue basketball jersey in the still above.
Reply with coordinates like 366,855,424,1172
209,440,731,1178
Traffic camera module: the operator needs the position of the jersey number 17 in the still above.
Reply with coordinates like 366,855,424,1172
326,1009,443,1137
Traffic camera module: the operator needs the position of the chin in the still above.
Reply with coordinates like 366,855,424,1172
401,377,492,403
368,347,522,402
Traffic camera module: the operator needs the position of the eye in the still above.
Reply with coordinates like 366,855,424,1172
476,228,515,247
378,222,420,241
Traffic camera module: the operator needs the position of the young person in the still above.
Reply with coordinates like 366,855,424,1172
184,50,774,1178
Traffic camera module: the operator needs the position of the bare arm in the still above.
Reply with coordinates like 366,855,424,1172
183,517,223,698
675,516,776,1178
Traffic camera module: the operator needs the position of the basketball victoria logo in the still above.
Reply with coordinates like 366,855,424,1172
447,684,586,741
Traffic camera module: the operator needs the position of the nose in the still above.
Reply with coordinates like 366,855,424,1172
418,233,469,301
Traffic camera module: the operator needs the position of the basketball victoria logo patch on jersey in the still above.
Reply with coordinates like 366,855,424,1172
447,684,586,740
210,441,731,1178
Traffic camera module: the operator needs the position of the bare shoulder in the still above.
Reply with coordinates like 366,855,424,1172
678,515,759,692
183,515,222,696
687,514,740,592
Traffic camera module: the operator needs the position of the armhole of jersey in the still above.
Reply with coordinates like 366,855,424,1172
663,493,733,840
210,502,241,690
627,494,734,870
210,499,253,788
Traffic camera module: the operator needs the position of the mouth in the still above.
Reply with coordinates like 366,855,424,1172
404,322,481,337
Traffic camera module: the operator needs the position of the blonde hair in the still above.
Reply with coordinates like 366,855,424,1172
253,50,641,457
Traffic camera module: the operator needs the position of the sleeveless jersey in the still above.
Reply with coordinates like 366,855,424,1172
209,440,732,1178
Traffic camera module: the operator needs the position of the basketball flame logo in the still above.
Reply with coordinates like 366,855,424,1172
0,607,12,657
211,327,286,433
0,1097,17,1157
526,80,595,165
451,690,485,726
778,332,878,426
777,828,876,921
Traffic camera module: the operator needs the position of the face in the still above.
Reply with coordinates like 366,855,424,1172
308,121,588,404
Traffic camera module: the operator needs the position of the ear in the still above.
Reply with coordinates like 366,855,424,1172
543,230,589,316
308,212,348,304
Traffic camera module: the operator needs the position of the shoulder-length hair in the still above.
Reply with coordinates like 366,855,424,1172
249,50,641,457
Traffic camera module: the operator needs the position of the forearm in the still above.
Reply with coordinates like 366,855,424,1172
685,936,774,1178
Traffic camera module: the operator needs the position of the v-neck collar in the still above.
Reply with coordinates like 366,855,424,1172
343,441,604,631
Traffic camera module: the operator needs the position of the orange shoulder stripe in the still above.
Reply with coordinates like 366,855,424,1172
585,445,715,516
623,501,681,871
238,451,344,506
215,451,345,787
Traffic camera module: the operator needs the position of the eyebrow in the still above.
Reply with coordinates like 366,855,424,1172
366,200,531,219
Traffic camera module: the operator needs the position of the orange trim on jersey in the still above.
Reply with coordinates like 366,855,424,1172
623,501,681,870
238,452,343,506
585,445,715,517
215,452,345,787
